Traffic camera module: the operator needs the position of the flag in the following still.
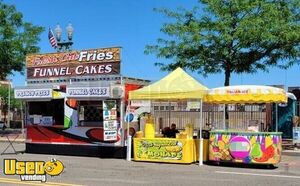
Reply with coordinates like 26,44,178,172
48,28,57,48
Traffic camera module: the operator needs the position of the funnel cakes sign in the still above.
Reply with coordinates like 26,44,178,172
26,47,120,78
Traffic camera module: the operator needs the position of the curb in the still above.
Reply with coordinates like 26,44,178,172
0,139,25,143
282,150,300,156
0,136,25,143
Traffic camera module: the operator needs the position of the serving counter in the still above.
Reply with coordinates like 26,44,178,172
133,137,208,164
209,130,282,165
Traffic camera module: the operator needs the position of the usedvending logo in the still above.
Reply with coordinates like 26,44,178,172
3,158,64,182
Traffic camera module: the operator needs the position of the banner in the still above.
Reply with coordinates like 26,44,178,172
27,62,120,78
26,47,121,78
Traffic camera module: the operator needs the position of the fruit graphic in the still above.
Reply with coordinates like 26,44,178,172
218,141,225,150
166,146,182,152
265,136,273,148
229,136,250,159
250,142,262,159
217,138,231,160
212,147,219,152
66,99,77,110
222,135,230,144
250,136,256,145
210,134,216,142
253,145,275,162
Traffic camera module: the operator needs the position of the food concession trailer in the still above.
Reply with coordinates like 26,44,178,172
14,47,149,157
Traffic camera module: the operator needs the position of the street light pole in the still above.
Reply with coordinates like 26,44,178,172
54,23,74,52
7,80,11,128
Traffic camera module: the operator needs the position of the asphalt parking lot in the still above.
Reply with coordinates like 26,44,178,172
0,142,300,186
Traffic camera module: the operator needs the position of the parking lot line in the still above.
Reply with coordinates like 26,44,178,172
0,177,82,186
215,171,300,179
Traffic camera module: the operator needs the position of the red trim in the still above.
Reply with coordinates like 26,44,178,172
27,126,87,144
125,83,143,104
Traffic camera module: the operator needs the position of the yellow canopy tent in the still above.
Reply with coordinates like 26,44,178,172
128,67,208,165
204,85,287,132
129,67,208,100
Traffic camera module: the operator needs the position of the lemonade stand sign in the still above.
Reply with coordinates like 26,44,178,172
135,139,183,160
133,138,196,163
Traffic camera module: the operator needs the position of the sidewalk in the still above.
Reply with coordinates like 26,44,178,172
282,148,300,156
0,128,25,143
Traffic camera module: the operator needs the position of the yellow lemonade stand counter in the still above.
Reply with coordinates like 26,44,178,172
133,137,209,163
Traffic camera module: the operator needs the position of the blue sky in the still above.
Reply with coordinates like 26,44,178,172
5,0,300,89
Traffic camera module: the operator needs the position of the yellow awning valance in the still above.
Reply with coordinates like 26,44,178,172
204,85,287,104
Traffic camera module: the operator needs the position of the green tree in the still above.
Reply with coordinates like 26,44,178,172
0,1,44,80
145,0,300,86
0,86,22,123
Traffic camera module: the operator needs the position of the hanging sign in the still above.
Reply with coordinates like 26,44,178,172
187,101,200,110
131,100,151,107
66,87,110,98
14,88,52,99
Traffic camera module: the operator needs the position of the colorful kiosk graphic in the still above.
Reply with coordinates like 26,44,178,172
14,47,149,157
204,85,287,165
129,68,208,164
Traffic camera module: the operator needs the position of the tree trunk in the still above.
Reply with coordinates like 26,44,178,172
224,65,231,126
224,67,230,87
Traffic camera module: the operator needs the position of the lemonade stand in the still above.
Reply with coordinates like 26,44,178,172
128,68,208,164
204,85,287,165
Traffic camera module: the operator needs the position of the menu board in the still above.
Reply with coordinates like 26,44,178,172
103,100,117,141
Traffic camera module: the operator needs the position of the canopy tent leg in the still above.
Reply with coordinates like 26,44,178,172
120,99,125,145
199,99,203,166
168,101,171,126
211,104,214,129
126,101,132,161
223,104,226,130
275,103,278,132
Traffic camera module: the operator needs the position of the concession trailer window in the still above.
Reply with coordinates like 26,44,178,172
28,99,64,126
78,101,103,127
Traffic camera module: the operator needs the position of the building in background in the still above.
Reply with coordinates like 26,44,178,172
0,80,11,122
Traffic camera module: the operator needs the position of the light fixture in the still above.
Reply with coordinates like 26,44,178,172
54,23,74,52
66,23,74,41
54,24,62,42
